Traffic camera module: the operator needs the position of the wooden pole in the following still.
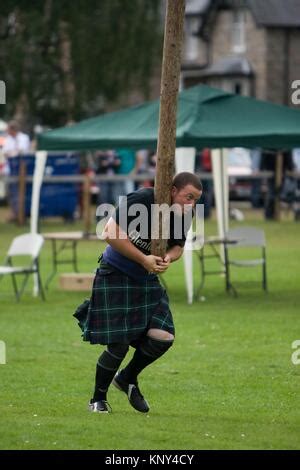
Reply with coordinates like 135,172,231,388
17,160,26,226
151,0,186,257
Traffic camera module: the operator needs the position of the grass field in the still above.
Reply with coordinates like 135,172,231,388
0,208,300,450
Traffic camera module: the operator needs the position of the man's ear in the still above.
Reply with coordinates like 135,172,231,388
171,186,177,196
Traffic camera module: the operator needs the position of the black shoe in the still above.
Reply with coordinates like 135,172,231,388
112,371,150,413
88,399,112,413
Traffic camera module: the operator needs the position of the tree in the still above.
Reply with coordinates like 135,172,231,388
0,0,162,128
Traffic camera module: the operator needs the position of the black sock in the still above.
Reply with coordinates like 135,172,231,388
121,337,173,384
92,343,129,402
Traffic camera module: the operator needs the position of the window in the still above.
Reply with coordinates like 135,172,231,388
184,16,201,61
232,10,246,54
234,82,242,94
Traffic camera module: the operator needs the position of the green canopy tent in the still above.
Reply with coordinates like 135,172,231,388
36,85,300,302
38,84,300,151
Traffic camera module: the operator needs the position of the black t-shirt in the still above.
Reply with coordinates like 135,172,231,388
113,188,191,255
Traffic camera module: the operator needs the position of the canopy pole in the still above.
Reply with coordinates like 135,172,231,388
175,148,196,304
31,151,47,234
31,151,47,296
151,0,186,257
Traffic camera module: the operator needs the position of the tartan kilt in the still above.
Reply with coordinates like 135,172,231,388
82,265,174,345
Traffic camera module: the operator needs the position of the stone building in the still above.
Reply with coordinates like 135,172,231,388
181,0,300,106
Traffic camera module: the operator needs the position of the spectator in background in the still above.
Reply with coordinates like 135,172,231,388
292,148,300,172
96,150,120,206
148,151,157,176
197,148,213,219
135,149,149,190
2,120,31,222
115,149,137,196
260,149,294,219
250,148,262,208
142,150,156,188
2,120,30,158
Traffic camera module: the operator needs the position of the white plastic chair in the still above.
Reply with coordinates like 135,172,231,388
0,233,45,301
224,227,267,295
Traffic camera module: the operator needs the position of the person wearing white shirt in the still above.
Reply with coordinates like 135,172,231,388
3,120,30,157
2,120,31,222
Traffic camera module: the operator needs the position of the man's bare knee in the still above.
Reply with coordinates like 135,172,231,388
147,328,174,341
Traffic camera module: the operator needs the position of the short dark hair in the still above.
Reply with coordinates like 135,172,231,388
8,120,20,132
173,172,202,192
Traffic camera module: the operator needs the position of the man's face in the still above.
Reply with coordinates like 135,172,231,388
8,126,17,137
171,184,202,214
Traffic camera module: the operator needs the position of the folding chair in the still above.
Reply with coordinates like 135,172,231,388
224,227,267,296
0,233,45,301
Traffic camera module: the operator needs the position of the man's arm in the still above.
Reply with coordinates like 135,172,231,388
166,245,184,263
103,217,164,273
157,244,184,270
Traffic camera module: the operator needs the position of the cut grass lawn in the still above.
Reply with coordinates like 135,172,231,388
0,211,299,449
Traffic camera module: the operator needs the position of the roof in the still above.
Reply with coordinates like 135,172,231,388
199,55,254,77
247,0,300,27
197,0,300,29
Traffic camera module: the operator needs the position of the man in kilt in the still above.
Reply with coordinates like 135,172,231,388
80,172,202,413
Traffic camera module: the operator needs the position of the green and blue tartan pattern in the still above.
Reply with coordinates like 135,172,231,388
82,265,175,345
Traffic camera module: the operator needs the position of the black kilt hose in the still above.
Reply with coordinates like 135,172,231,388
82,262,175,345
